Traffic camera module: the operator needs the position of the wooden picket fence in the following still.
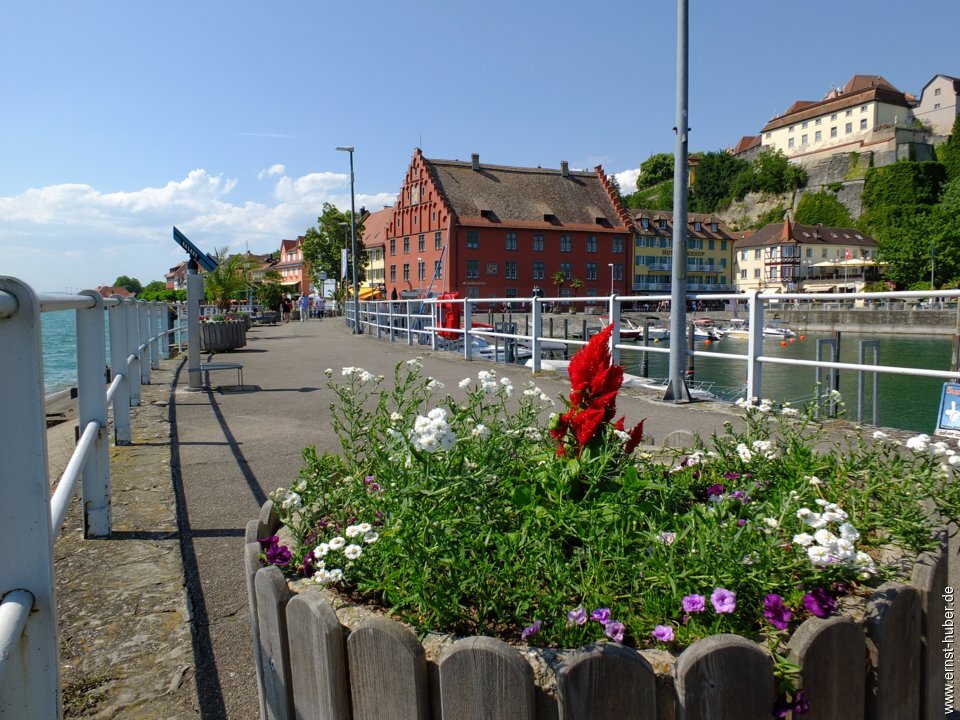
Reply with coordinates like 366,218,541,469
245,501,950,720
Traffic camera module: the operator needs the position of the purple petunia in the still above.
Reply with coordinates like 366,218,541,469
763,594,792,630
604,621,625,643
706,484,726,498
681,594,706,613
590,608,611,624
710,588,737,614
802,587,837,618
265,543,292,566
567,607,588,626
792,689,810,714
651,624,674,642
257,535,279,549
520,620,542,641
722,472,740,480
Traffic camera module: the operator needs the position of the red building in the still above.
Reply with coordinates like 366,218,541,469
383,150,632,302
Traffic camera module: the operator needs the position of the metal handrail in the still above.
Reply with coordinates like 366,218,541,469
49,420,101,535
0,590,34,679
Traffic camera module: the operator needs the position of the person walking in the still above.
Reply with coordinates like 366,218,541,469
298,293,309,323
281,294,292,323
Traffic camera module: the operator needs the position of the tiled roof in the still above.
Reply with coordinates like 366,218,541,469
734,220,877,249
732,135,761,155
361,206,393,248
422,157,626,231
761,75,911,133
627,209,736,240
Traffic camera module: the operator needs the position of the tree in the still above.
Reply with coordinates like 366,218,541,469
569,278,584,296
139,280,182,302
794,191,853,227
690,151,749,212
255,269,284,312
637,153,674,190
204,249,256,312
551,270,566,296
301,203,369,288
859,205,935,287
113,275,143,295
732,149,806,198
606,174,623,204
938,115,960,182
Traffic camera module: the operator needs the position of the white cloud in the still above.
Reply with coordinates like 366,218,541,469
613,167,641,192
257,163,286,181
0,168,394,293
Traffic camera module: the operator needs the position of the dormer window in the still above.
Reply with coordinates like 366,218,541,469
659,219,668,229
641,218,650,229
710,222,718,232
693,221,702,231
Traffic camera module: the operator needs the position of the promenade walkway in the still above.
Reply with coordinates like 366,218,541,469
57,317,746,719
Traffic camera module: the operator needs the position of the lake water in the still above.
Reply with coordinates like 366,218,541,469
621,331,951,434
39,310,949,433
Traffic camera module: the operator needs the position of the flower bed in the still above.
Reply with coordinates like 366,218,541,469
246,327,959,718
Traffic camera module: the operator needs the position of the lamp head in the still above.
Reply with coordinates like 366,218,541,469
335,146,355,153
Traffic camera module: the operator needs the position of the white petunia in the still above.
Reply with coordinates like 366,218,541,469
807,545,834,565
344,544,363,560
328,536,346,550
363,531,379,544
792,533,815,547
345,525,363,538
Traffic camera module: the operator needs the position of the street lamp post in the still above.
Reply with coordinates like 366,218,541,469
336,146,361,333
608,263,615,296
417,257,423,298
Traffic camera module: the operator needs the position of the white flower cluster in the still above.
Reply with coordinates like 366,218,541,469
735,396,773,413
410,408,457,453
271,487,302,511
735,440,775,462
792,500,875,573
341,366,375,383
905,434,960,467
312,522,379,585
522,381,553,405
477,370,499,395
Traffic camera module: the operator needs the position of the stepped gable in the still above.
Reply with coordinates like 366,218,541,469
761,74,912,133
422,156,625,231
734,218,877,249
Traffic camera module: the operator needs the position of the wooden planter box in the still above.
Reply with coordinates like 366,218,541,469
199,320,247,352
245,500,948,720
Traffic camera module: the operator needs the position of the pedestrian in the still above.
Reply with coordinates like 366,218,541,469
281,294,292,323
315,294,325,320
298,293,309,322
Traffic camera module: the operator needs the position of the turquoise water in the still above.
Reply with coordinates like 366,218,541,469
620,332,951,434
42,310,80,394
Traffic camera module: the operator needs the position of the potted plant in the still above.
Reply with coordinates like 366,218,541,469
248,329,959,718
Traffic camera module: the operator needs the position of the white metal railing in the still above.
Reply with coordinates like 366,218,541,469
346,288,960,411
0,277,176,718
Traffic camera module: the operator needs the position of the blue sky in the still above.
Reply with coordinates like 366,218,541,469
2,0,957,292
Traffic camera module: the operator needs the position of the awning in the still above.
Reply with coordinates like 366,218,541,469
280,280,300,286
801,286,835,293
812,261,838,268
358,287,381,300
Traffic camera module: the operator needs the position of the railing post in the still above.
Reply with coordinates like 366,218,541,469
609,295,621,367
159,302,171,361
138,300,151,385
77,291,111,538
531,297,542,373
376,302,382,339
125,297,141,406
406,301,413,347
746,290,764,401
463,300,473,361
389,302,394,342
186,265,203,391
149,302,161,368
0,277,61,718
109,296,132,445
430,302,438,350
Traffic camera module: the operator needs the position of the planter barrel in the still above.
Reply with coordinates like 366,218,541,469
200,319,247,351
245,501,948,720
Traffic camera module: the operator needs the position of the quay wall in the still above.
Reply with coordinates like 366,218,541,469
769,308,960,336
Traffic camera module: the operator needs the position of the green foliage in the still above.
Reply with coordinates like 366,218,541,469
732,150,807,199
939,115,960,182
844,153,870,180
862,161,946,208
269,361,960,652
204,249,256,312
794,191,853,227
139,281,184,302
690,151,749,213
112,275,142,294
825,181,844,193
637,153,674,190
858,205,936,287
301,203,368,286
750,205,787,229
255,269,285,311
569,278,584,295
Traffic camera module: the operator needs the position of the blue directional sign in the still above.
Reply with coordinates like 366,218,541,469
172,226,219,272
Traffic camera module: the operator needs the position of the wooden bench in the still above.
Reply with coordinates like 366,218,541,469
188,361,244,388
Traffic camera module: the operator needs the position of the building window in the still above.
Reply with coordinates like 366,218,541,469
806,248,812,257
560,235,572,252
417,259,425,281
830,113,838,121
693,221,701,231
710,222,718,232
801,134,808,145
435,231,442,250
532,261,544,280
754,268,761,278
741,249,747,260
433,260,441,279
403,263,410,281
754,249,761,259
845,109,853,117
860,105,868,113
935,103,941,110
505,232,517,250
845,122,853,134
741,269,747,279
390,238,396,256
505,261,517,279
418,234,425,252
586,236,597,253
560,262,571,280
935,87,942,96
860,118,868,130
815,130,822,141
641,218,650,229
390,265,396,282
466,231,479,249
533,234,544,251
613,264,623,280
815,118,822,125
466,287,480,299
586,263,597,280
788,137,795,148
765,132,771,139
466,259,479,278
505,288,517,298
486,262,498,275
830,127,837,138
612,237,623,253
821,248,828,257
708,239,715,250
403,237,410,253
789,125,795,133
802,121,808,129
721,240,727,251
659,219,668,229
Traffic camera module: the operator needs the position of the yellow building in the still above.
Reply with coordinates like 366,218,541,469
733,219,879,294
629,210,736,295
